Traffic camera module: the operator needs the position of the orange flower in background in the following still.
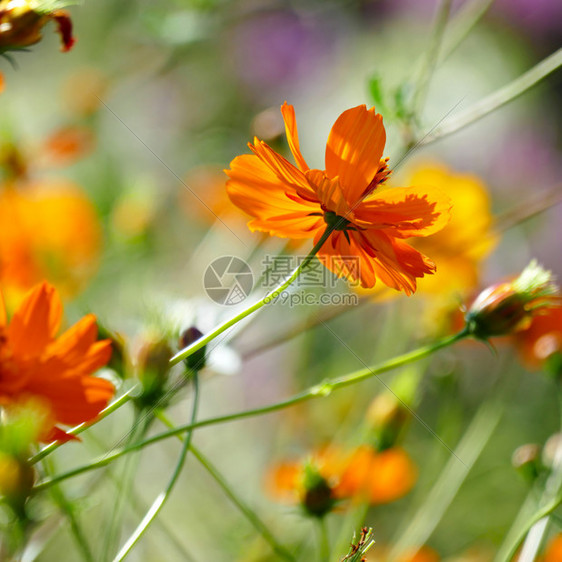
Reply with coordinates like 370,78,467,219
543,533,562,562
514,304,562,371
0,282,114,442
0,181,101,303
226,103,451,294
266,445,416,515
0,0,75,53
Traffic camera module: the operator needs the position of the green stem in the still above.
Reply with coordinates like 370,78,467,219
421,47,562,145
101,411,151,562
502,385,562,562
169,228,334,367
42,458,95,562
388,392,504,560
32,330,468,493
30,387,138,465
502,492,562,562
155,410,295,561
317,518,330,562
411,0,453,118
86,432,198,561
438,0,495,63
112,373,200,562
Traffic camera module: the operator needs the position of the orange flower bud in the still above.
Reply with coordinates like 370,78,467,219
465,261,559,340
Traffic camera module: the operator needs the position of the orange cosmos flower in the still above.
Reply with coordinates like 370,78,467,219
0,180,102,303
226,103,451,294
266,445,416,516
0,282,114,442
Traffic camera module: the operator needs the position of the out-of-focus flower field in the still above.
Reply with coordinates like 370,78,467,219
0,0,561,561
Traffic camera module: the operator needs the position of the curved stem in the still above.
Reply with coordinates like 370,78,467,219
389,390,504,559
43,457,95,562
421,47,562,145
30,387,138,465
32,329,468,493
411,0,453,118
505,385,562,562
112,373,200,562
169,227,334,367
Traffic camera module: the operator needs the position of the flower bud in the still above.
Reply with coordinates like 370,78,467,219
542,433,562,469
0,1,75,53
511,443,541,482
465,260,559,340
301,463,336,518
135,337,173,408
366,393,411,451
179,326,206,372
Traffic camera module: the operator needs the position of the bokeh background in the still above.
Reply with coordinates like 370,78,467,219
1,0,562,560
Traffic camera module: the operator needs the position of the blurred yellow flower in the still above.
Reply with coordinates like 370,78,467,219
0,180,102,303
409,164,496,297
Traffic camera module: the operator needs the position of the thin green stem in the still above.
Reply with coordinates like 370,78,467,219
112,373,200,562
438,0,495,63
42,458,95,562
502,492,562,562
411,0,453,119
30,387,138,465
155,411,295,561
32,330,468,493
86,432,198,561
421,47,562,145
317,518,330,562
169,227,334,367
388,391,504,560
101,411,151,562
504,385,562,562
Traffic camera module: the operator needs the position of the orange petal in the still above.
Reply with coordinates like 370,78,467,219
356,187,452,238
226,153,323,238
315,230,378,289
325,105,386,206
8,282,62,357
362,231,436,295
305,169,352,218
27,373,114,426
366,448,417,503
0,288,6,327
316,229,436,294
280,102,309,172
47,314,99,362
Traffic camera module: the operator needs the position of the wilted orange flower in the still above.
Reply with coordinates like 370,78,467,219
0,282,114,442
266,445,416,513
226,103,451,294
0,181,101,302
0,0,74,53
514,304,562,371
